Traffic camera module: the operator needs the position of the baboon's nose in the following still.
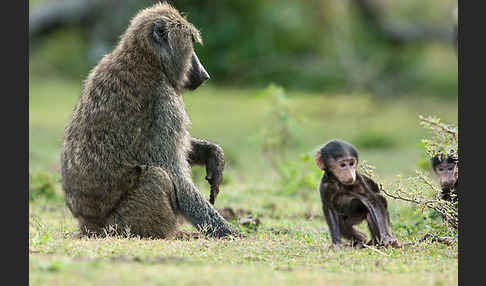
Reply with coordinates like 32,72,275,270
201,69,210,82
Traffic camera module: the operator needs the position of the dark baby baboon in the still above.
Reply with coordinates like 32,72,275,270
61,2,238,239
431,154,458,203
315,140,399,248
417,154,458,245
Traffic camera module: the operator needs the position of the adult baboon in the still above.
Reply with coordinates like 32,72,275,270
61,2,238,239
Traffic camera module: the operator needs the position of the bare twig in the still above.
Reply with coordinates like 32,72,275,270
362,244,390,257
418,115,458,136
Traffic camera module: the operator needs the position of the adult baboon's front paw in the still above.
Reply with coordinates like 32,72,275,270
205,146,224,185
205,146,224,204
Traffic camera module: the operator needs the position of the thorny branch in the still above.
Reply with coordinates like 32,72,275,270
418,115,458,136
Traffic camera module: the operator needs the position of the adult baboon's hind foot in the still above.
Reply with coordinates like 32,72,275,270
103,166,179,239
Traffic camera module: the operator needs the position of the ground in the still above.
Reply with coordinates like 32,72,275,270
29,78,458,285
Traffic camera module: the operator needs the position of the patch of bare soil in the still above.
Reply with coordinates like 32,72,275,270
218,207,261,229
218,207,253,221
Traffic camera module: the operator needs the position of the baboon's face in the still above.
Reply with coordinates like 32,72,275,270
144,3,209,91
315,151,357,186
327,155,358,186
434,161,457,191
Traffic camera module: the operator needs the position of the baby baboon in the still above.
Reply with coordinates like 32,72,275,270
315,140,399,248
416,154,458,245
431,154,458,203
61,2,238,239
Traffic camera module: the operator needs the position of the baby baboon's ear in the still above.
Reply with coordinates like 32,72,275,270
315,151,326,170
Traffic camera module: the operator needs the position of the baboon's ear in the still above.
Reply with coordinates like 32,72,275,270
315,151,326,170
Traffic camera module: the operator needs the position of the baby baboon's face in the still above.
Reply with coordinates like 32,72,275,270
434,160,457,191
144,3,209,91
327,155,358,186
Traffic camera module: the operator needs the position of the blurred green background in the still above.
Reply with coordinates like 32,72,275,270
30,0,458,96
29,0,458,181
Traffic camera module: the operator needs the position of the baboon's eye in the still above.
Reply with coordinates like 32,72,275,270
154,20,168,43
438,168,444,172
340,163,346,168
448,167,454,171
349,161,354,167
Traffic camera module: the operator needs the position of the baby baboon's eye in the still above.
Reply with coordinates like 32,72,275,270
340,163,346,168
438,168,444,172
448,167,454,171
349,161,354,166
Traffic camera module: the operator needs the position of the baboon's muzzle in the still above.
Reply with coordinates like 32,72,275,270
440,176,456,191
185,51,210,90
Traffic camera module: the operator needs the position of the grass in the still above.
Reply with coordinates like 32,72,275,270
29,78,458,285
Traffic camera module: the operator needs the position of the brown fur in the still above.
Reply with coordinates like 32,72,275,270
316,140,398,247
320,172,397,247
187,138,225,204
61,2,237,238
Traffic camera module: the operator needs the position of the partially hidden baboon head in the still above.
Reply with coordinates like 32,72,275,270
431,154,458,191
121,2,210,91
315,139,359,186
